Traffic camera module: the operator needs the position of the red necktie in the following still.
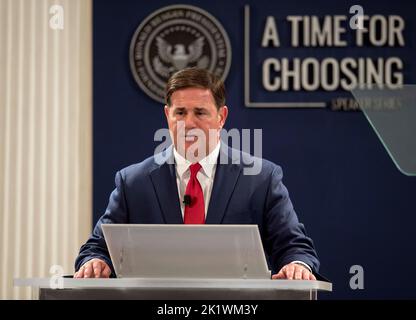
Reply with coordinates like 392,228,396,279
184,163,205,224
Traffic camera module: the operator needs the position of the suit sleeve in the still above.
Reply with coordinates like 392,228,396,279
263,165,321,275
74,170,129,276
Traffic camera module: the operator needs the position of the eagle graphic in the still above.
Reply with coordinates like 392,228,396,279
156,36,205,70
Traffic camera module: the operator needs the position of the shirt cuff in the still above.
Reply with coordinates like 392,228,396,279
290,260,312,272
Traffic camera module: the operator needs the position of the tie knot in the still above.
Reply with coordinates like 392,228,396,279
189,163,202,177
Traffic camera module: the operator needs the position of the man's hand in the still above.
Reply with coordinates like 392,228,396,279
272,263,316,280
73,258,111,278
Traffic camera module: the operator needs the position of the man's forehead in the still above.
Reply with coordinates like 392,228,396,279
170,105,210,110
170,88,215,102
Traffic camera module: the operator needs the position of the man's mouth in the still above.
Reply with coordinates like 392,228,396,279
185,135,197,142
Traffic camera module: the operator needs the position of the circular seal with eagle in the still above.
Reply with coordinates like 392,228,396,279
129,4,232,103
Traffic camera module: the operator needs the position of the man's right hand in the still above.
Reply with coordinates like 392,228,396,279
73,258,111,278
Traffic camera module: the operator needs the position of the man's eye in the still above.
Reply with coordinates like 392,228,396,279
175,111,184,115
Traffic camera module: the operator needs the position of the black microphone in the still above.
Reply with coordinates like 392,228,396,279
183,194,192,206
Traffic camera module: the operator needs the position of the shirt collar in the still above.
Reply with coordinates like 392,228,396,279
173,142,221,179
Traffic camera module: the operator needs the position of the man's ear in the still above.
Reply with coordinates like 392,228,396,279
218,106,228,128
164,105,170,120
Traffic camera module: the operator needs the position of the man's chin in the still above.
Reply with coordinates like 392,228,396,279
175,142,208,161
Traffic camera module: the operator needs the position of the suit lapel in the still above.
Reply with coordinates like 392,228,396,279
149,147,183,224
149,144,242,224
205,145,242,224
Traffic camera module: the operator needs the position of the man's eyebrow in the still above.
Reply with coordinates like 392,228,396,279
173,107,186,111
194,107,208,112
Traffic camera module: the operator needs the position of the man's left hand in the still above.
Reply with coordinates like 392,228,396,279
272,263,316,280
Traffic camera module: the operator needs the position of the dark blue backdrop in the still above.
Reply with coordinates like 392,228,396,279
93,0,416,299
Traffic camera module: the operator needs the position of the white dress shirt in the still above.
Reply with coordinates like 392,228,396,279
173,142,221,219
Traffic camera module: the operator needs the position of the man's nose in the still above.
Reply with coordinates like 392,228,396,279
184,113,197,128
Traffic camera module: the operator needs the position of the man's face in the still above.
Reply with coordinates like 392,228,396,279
164,87,228,160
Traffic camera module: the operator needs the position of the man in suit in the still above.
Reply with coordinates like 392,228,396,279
74,67,320,280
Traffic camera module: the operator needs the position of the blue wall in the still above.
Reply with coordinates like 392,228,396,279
93,0,416,299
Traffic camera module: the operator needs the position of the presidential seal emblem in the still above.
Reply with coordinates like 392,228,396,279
130,4,232,103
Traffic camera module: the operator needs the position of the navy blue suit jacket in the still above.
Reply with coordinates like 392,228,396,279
75,145,320,277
